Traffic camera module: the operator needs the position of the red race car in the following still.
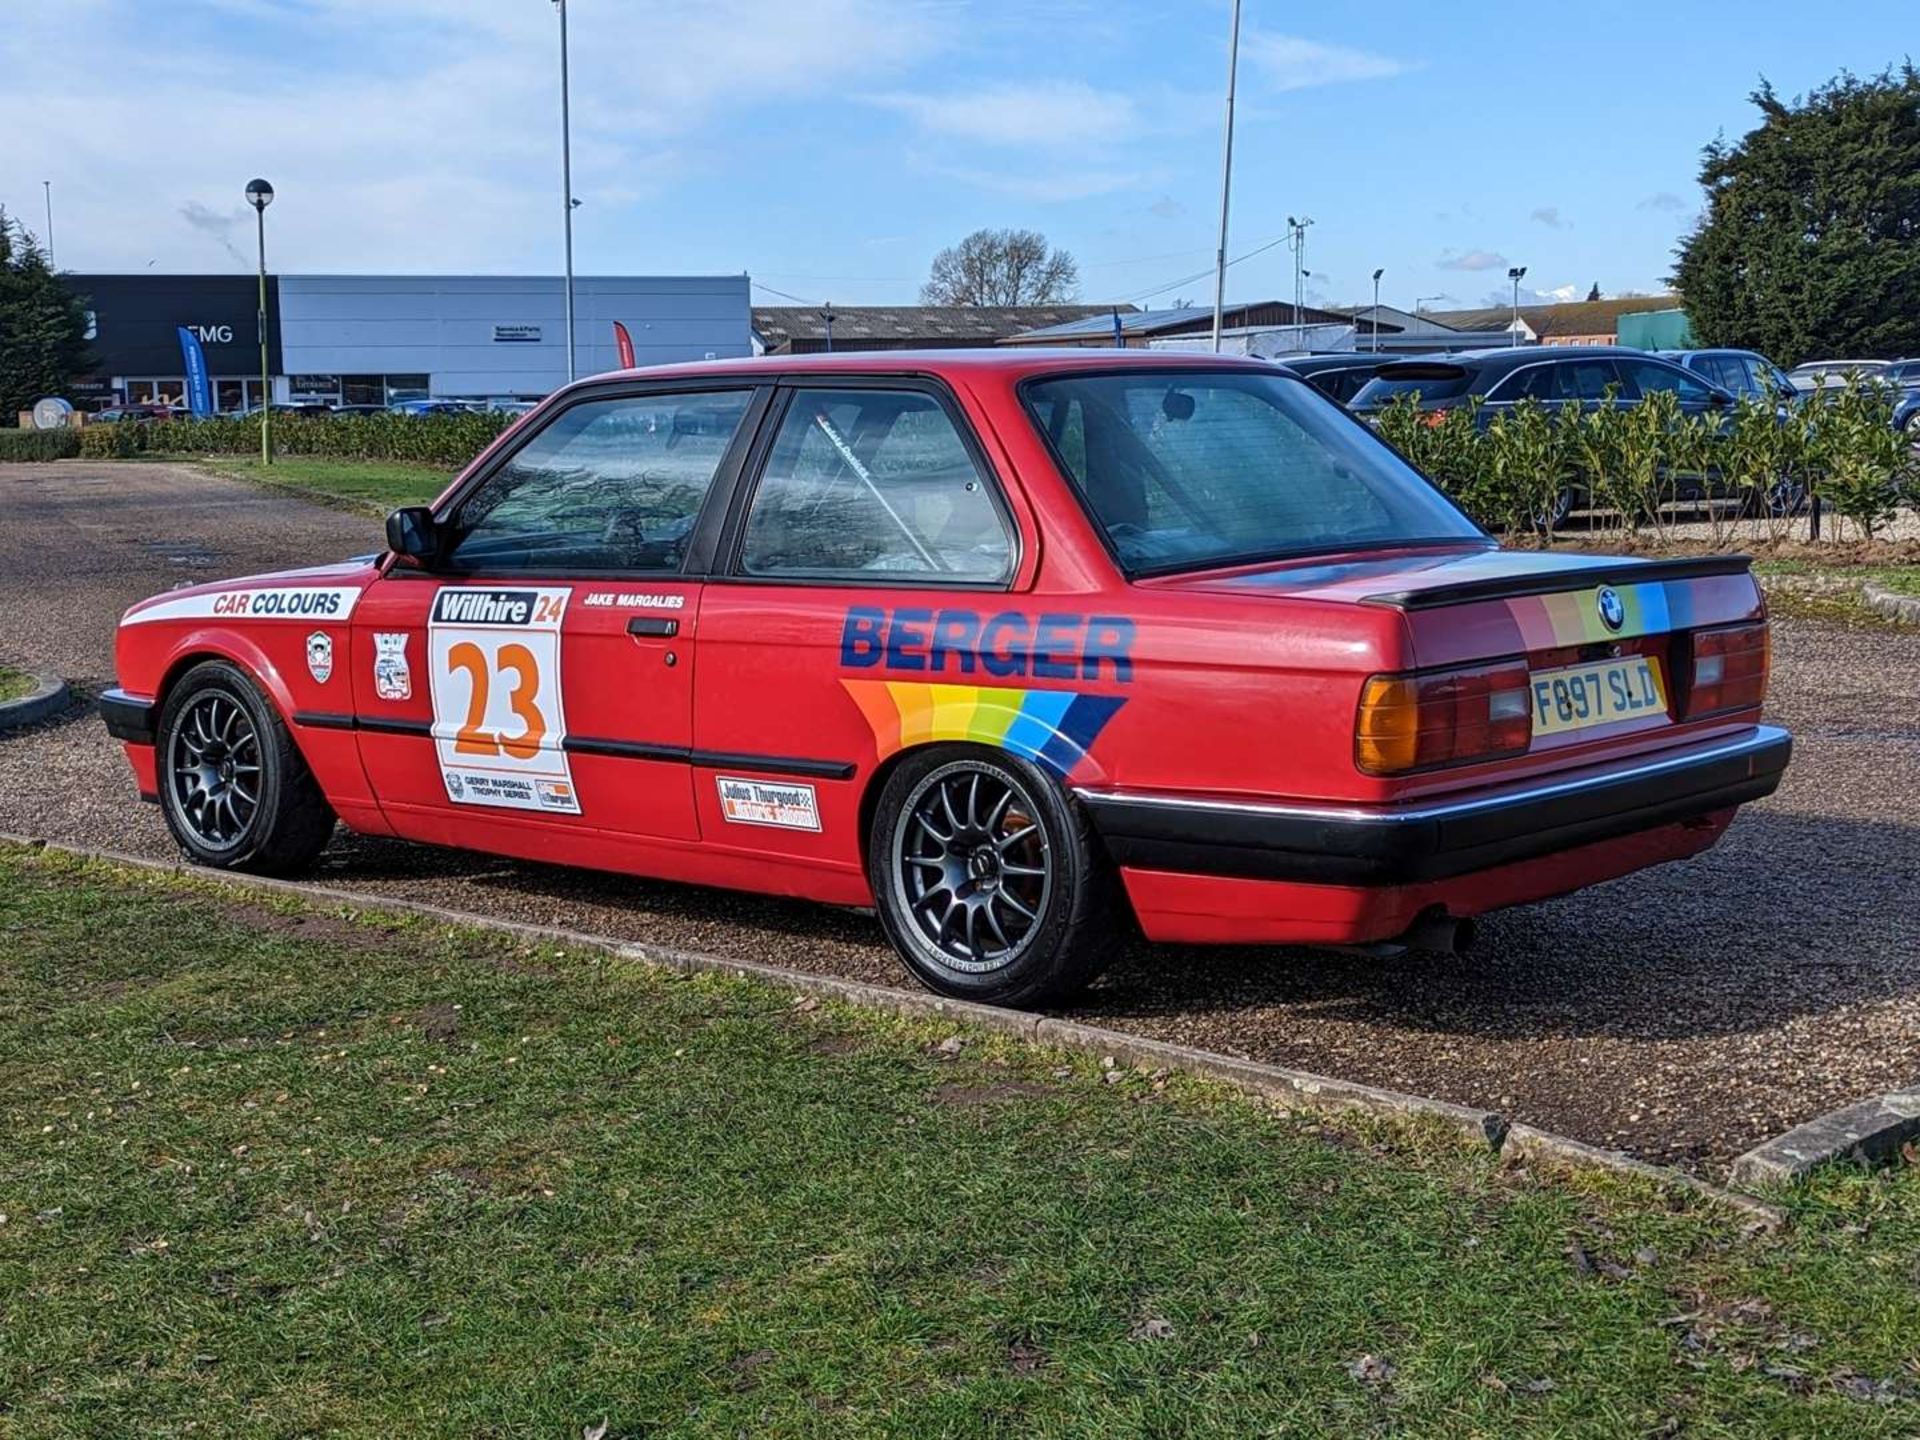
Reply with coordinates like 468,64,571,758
101,351,1790,1006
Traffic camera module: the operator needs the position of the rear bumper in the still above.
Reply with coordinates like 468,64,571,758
99,688,157,746
1077,725,1791,888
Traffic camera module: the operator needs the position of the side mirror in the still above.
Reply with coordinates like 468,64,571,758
385,506,440,562
1708,390,1732,407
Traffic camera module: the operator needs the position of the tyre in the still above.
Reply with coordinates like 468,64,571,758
1531,487,1576,535
1742,475,1809,518
867,747,1121,1008
156,659,334,875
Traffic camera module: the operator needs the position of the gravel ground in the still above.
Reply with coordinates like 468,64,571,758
3,460,1917,1177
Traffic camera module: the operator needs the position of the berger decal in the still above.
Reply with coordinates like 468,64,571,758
839,606,1135,683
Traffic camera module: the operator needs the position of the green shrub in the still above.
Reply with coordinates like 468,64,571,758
138,411,512,467
78,421,147,458
0,427,81,461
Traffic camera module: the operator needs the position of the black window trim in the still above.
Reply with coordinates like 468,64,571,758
1014,362,1486,582
712,373,1023,593
389,376,776,584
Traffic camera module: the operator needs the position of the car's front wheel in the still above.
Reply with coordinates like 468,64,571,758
156,660,334,875
868,748,1121,1008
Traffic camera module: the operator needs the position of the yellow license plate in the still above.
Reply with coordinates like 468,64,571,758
1531,656,1667,736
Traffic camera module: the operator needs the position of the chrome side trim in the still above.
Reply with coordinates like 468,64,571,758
1074,726,1788,827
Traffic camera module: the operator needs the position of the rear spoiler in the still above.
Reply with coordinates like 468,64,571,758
1360,555,1753,611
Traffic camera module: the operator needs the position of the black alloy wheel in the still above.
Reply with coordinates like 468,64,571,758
894,762,1052,974
166,689,262,852
868,748,1122,1008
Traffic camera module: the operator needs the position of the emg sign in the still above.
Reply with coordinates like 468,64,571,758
188,324,235,344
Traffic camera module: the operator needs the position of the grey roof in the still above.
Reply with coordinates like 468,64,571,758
1007,300,1366,342
752,304,1131,349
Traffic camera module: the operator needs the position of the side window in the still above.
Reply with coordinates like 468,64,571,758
739,388,1013,583
1560,360,1623,401
1619,359,1716,403
446,390,751,573
1492,365,1554,402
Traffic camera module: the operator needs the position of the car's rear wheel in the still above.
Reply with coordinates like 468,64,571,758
157,660,334,875
868,748,1120,1008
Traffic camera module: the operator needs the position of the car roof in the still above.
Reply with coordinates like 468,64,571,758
576,347,1282,388
1276,353,1393,373
1371,345,1688,376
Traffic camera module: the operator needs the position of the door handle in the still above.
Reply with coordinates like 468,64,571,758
627,616,679,638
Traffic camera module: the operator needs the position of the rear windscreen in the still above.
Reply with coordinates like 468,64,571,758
1352,369,1473,405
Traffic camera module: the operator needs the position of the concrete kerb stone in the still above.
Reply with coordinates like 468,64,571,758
1,832,1781,1229
1730,1082,1920,1189
0,672,71,730
1862,583,1920,627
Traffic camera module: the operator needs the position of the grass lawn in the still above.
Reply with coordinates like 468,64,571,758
3,847,1918,1437
0,665,36,703
186,455,451,514
1754,560,1920,625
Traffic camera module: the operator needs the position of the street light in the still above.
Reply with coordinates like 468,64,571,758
1507,265,1528,348
1370,267,1384,353
820,302,837,354
245,178,274,465
1286,215,1314,345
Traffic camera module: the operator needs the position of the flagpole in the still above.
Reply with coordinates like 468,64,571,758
1209,0,1242,353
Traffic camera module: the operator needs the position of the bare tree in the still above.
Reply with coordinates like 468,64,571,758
921,228,1079,306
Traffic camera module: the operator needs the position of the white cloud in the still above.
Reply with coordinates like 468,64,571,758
864,81,1141,149
1242,33,1413,92
1437,248,1510,273
1638,191,1687,212
0,0,947,271
1530,206,1565,229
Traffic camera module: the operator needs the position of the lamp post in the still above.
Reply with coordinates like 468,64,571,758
245,178,274,465
820,302,836,354
42,181,54,267
554,0,577,382
1209,0,1242,354
1286,215,1314,346
1507,265,1528,347
1370,267,1384,353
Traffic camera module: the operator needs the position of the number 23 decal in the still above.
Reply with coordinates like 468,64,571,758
447,640,545,758
426,586,580,814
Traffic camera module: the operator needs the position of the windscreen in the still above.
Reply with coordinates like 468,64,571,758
1024,370,1483,576
1350,367,1474,405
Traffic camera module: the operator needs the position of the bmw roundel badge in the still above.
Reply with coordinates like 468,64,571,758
1596,586,1626,632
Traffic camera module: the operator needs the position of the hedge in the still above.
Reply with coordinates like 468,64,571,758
0,428,81,461
74,410,513,468
1373,378,1920,542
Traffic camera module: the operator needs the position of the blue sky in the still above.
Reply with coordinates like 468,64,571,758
1,1,1911,313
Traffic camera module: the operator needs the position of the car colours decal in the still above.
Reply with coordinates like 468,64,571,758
842,680,1125,778
373,633,412,701
714,776,822,831
304,631,334,684
123,585,361,625
1504,582,1695,648
427,586,581,814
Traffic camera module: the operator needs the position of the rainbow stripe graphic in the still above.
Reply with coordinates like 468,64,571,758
843,680,1125,778
1507,580,1695,650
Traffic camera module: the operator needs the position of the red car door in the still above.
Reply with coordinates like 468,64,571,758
691,380,1037,896
350,384,764,852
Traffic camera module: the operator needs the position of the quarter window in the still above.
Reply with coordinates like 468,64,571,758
446,389,751,573
738,388,1013,582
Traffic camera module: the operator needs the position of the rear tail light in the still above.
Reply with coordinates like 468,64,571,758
1419,408,1448,428
1356,659,1533,775
1684,621,1769,718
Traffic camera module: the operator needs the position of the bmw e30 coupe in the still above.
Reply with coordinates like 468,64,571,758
102,350,1790,1006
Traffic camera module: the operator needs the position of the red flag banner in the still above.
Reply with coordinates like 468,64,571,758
612,320,636,369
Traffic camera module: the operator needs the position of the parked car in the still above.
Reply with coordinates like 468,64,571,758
1660,348,1798,405
1785,359,1890,393
92,404,183,424
99,351,1789,1007
1351,345,1765,525
328,403,391,417
242,403,336,418
388,398,477,416
1272,353,1395,405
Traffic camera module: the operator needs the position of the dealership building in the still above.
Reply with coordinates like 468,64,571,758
60,272,753,410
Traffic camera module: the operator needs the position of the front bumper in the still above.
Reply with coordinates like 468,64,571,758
99,687,158,745
1077,725,1791,887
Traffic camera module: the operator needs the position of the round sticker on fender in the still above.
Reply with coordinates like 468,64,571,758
427,586,581,814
